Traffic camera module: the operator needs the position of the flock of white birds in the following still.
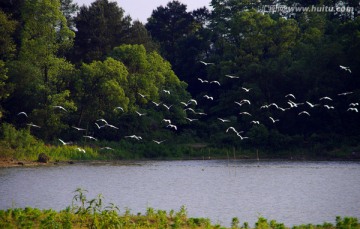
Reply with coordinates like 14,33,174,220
15,62,356,153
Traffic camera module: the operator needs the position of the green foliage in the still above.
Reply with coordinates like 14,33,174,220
5,0,76,140
0,10,17,119
0,61,11,119
146,1,211,94
128,20,160,52
0,191,359,229
336,216,359,229
73,0,131,63
0,123,100,161
60,0,79,31
0,10,17,60
75,57,129,127
232,217,240,228
1,0,360,159
0,123,39,149
146,0,196,63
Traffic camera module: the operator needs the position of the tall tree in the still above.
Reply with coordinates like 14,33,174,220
6,0,76,140
126,20,159,52
109,44,191,135
146,0,196,64
74,57,129,129
60,0,79,31
0,0,23,21
146,1,212,95
73,0,131,63
0,10,17,119
0,10,17,61
110,44,189,108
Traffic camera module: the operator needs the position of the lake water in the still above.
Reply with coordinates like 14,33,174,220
0,160,360,227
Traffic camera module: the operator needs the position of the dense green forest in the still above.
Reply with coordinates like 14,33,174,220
0,0,360,161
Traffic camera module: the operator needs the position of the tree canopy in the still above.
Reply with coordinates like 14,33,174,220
0,0,359,158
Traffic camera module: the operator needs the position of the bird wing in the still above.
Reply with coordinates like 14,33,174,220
17,112,28,117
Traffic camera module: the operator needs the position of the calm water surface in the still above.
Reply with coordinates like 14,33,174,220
0,160,360,227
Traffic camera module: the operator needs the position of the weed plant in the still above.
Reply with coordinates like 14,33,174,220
0,188,359,229
1,123,358,162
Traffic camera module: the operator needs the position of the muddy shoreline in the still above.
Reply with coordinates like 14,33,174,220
1,156,359,168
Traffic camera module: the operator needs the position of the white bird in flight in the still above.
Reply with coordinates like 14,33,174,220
58,139,71,145
298,111,310,116
288,100,303,108
210,80,221,86
198,78,209,83
324,105,335,109
338,92,353,96
167,124,177,130
72,126,86,131
188,99,197,105
250,120,260,124
97,118,108,124
203,95,213,100
339,65,351,73
235,99,251,106
226,126,242,135
152,101,162,107
277,106,290,112
153,140,166,144
17,112,28,117
185,117,198,122
162,104,172,110
138,92,147,98
269,117,280,123
218,118,230,122
194,110,208,115
104,124,119,129
76,148,86,153
226,126,237,133
269,103,279,109
285,94,296,99
306,101,320,108
199,61,215,66
53,106,67,112
27,123,41,128
83,135,97,141
225,74,239,79
185,108,197,114
95,123,105,129
135,111,146,116
125,135,142,140
241,99,251,105
319,96,332,101
237,133,249,140
180,101,190,107
242,87,252,92
347,107,358,112
114,106,124,112
239,112,252,116
101,147,114,150
162,119,171,124
163,89,171,94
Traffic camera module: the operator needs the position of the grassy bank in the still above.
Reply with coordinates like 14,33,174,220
1,123,359,164
1,207,358,229
1,188,359,229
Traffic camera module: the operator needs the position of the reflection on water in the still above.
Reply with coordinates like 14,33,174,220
0,160,360,227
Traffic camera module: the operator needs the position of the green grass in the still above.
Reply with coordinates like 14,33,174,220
0,188,359,229
0,123,358,163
